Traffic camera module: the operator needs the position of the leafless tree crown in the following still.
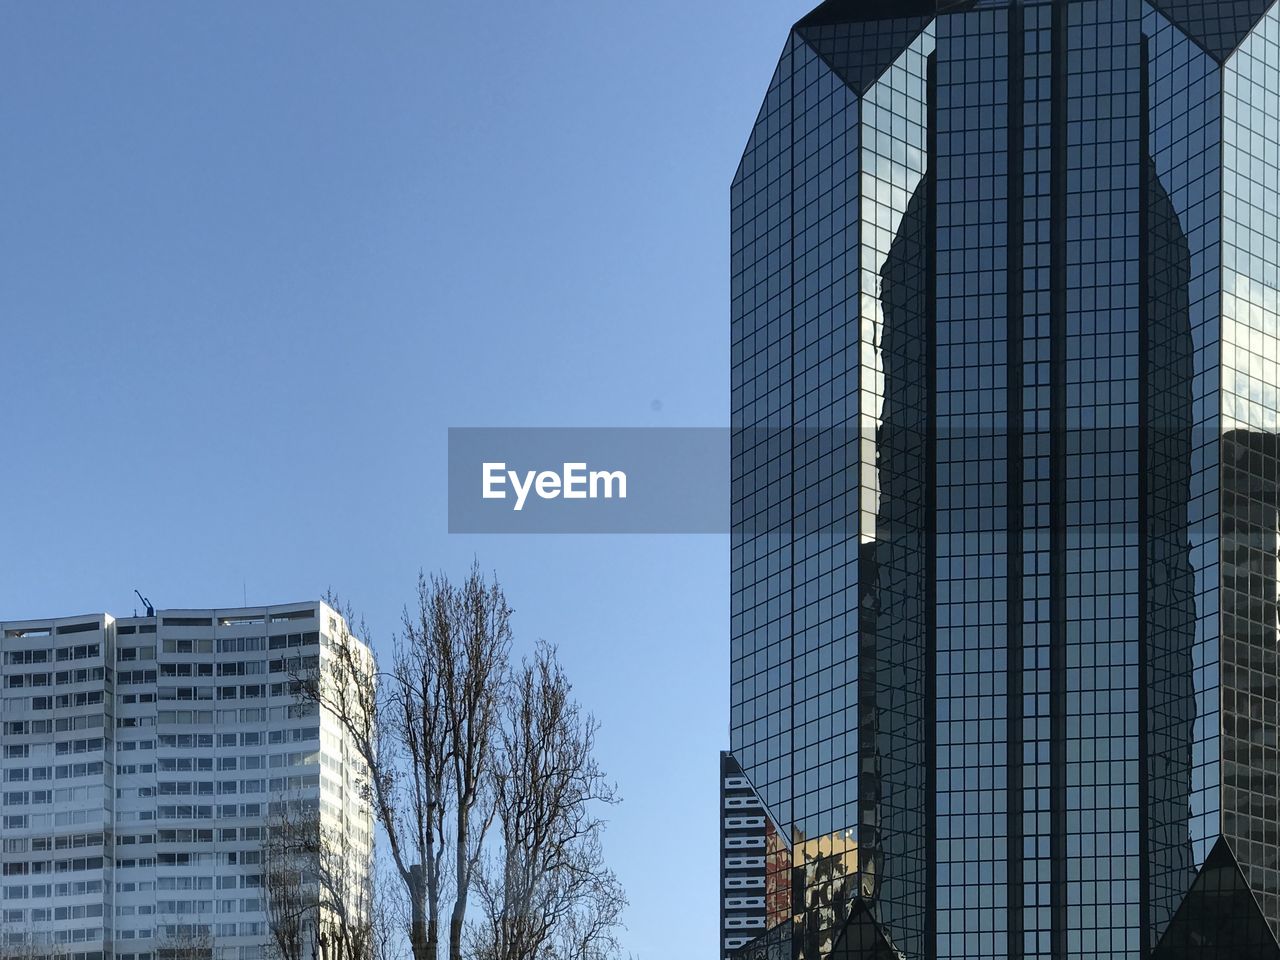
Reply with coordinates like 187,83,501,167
290,566,624,960
262,801,387,960
467,643,626,960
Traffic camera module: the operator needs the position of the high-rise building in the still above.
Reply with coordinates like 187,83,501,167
0,601,374,960
727,1,1280,957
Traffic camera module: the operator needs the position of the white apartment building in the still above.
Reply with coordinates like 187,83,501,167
0,601,375,960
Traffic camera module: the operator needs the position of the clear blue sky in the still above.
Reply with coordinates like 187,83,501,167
0,1,810,955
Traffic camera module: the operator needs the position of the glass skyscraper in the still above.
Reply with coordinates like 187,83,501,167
724,1,1280,957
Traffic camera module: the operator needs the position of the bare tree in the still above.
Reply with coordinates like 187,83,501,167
304,566,512,960
0,929,69,960
367,854,404,960
263,805,319,960
263,796,392,960
466,643,625,960
156,926,214,960
314,809,376,960
433,566,512,960
261,814,308,960
299,594,436,960
392,576,453,960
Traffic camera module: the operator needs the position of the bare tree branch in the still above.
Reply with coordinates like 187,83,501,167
300,569,620,960
0,927,70,960
439,565,511,960
466,642,626,960
298,593,435,960
393,574,454,960
156,927,214,960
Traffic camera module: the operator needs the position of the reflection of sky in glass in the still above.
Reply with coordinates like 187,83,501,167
1223,6,1280,433
1223,274,1280,431
860,27,933,544
1220,3,1280,937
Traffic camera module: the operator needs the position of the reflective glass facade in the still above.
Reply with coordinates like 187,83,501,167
726,1,1280,957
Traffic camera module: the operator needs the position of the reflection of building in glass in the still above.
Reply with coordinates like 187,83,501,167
726,1,1280,957
721,752,773,952
1221,430,1280,930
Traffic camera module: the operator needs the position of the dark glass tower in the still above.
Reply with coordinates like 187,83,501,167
725,1,1280,958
